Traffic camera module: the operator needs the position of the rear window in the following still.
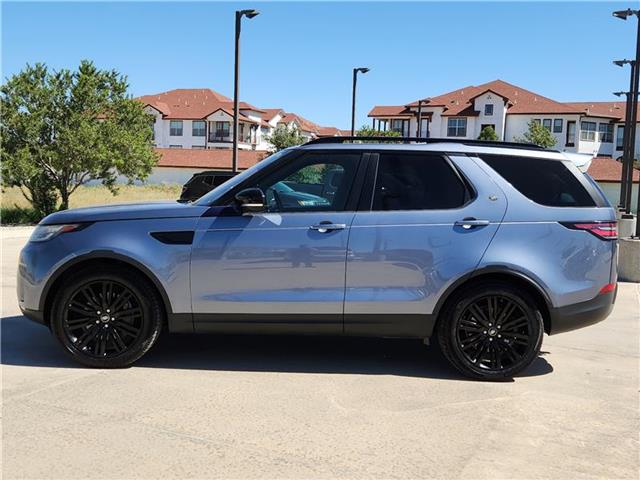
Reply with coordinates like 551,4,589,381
480,155,596,207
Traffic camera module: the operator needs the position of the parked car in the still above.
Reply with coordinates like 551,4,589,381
179,170,236,202
18,138,618,379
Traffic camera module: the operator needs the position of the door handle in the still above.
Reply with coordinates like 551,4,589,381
309,222,346,233
454,218,490,229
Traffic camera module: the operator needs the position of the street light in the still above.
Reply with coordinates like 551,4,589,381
232,9,259,173
613,59,636,211
351,67,370,136
612,8,640,235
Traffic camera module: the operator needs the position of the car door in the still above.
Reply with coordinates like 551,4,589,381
191,150,363,334
344,151,507,338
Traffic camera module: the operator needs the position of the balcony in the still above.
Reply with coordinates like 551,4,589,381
208,132,231,143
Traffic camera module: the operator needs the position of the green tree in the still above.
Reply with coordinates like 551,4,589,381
267,125,305,153
478,125,499,141
356,125,401,137
515,120,557,148
1,61,158,213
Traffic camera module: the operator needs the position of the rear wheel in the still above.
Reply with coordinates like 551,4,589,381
51,267,163,368
437,282,543,380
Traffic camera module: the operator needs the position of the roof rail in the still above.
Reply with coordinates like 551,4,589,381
304,136,549,151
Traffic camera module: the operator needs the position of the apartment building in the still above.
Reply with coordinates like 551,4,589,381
369,79,640,158
138,88,344,152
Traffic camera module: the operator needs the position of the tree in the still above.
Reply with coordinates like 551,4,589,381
267,125,305,153
356,125,401,137
515,120,557,148
1,60,158,213
478,125,499,141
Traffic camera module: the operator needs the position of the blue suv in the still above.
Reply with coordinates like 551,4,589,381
17,138,618,379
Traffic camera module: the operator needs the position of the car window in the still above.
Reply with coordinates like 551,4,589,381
202,175,214,186
256,153,360,212
372,153,469,211
480,154,596,207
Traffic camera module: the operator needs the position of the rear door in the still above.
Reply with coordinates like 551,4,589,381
344,151,507,337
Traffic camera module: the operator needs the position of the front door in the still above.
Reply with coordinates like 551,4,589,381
191,151,362,333
344,152,507,338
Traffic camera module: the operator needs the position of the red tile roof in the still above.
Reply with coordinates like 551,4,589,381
155,148,267,170
587,157,639,183
370,79,638,120
261,108,284,122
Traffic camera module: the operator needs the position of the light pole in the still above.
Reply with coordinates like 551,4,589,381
351,67,370,136
232,9,259,173
613,59,636,211
613,8,640,236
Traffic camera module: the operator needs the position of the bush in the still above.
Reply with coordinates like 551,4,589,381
1,206,43,225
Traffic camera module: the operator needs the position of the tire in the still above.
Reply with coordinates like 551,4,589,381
437,282,544,380
50,266,163,368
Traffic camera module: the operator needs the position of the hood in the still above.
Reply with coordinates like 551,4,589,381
41,201,209,225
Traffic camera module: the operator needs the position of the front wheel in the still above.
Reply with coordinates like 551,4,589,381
51,267,163,368
437,282,544,380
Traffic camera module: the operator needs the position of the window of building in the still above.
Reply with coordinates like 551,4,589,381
484,104,494,116
481,155,596,207
192,120,206,137
553,119,563,133
542,119,552,131
616,126,625,151
598,123,613,143
372,153,470,211
566,121,576,146
217,121,230,137
391,119,408,135
447,118,467,137
580,121,597,141
169,145,182,149
170,120,183,136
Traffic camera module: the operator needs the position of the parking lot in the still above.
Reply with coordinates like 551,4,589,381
2,226,638,479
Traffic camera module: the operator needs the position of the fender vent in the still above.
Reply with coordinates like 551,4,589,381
150,231,194,245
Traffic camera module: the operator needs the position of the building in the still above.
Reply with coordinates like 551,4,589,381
369,79,640,159
139,88,344,152
135,88,346,184
587,157,639,213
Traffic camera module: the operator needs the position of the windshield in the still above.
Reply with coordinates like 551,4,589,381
194,149,291,206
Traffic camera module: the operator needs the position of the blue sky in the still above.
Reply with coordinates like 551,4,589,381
2,1,636,129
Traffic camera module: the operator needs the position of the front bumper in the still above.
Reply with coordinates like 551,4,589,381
548,288,616,335
20,307,46,326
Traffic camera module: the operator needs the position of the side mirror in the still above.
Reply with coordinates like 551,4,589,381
235,188,266,214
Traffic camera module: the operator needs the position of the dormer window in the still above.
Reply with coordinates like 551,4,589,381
484,104,494,116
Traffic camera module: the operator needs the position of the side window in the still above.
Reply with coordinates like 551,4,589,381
256,153,360,212
480,154,596,207
372,153,469,211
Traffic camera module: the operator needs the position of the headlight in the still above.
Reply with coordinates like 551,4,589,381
29,224,84,243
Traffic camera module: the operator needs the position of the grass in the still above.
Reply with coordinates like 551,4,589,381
1,184,182,225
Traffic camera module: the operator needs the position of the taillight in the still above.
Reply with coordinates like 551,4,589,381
561,221,618,240
599,283,616,295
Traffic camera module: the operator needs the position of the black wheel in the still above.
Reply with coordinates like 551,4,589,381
51,267,163,368
437,282,543,380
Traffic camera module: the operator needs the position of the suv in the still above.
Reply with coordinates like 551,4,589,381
179,171,236,202
18,138,617,379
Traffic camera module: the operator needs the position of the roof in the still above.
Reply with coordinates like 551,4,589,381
564,102,639,121
587,157,639,183
369,79,638,120
155,148,267,170
261,108,284,122
138,88,264,120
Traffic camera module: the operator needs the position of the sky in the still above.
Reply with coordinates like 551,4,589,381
2,1,637,129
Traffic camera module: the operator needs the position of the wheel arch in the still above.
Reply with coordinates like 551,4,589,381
433,267,553,334
41,251,175,328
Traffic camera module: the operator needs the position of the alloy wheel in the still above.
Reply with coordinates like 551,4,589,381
62,280,144,358
455,295,531,371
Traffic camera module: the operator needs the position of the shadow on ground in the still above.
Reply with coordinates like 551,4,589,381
1,315,553,381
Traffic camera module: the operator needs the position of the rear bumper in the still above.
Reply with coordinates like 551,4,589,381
548,288,616,335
